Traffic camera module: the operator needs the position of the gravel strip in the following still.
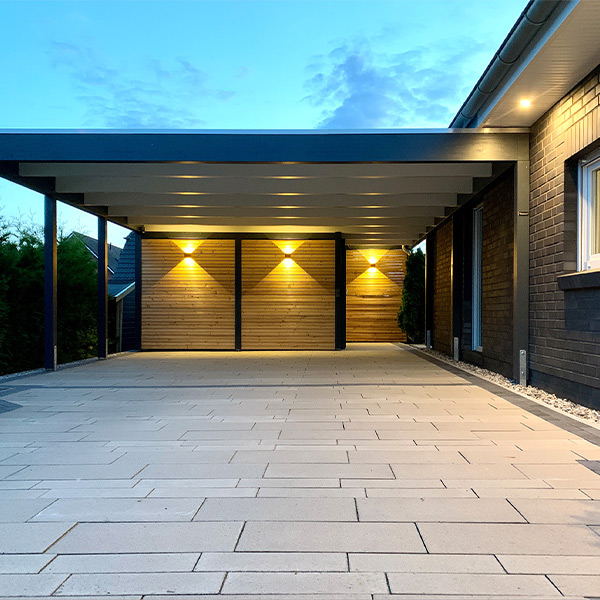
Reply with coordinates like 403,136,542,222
412,345,600,426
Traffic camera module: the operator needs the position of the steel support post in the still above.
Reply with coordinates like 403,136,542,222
44,195,57,371
234,238,242,350
425,233,434,348
134,231,142,350
513,160,530,385
334,232,346,350
97,217,108,359
451,215,462,361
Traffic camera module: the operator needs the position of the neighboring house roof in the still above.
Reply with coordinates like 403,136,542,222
110,232,136,284
70,232,122,274
451,0,600,129
108,281,135,302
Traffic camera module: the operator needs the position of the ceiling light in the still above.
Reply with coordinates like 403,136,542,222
520,99,531,108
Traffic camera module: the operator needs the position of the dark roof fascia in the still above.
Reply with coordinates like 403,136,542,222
0,129,529,163
450,0,575,128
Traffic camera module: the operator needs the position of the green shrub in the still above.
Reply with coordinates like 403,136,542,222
0,216,98,374
398,248,425,343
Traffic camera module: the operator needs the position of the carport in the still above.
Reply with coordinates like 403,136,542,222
0,129,529,378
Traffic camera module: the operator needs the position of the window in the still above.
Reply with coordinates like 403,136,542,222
472,206,483,351
579,148,600,271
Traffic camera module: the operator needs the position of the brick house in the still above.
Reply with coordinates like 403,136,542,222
425,0,600,407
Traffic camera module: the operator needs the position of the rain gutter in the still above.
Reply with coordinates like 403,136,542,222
450,0,576,129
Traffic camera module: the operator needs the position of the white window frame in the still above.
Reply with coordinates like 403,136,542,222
578,148,600,271
472,205,483,352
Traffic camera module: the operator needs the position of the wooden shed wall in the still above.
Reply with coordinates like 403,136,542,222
346,248,406,342
141,239,235,349
241,240,336,349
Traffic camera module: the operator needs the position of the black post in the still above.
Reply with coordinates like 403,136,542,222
134,231,142,350
513,160,530,385
234,238,242,350
44,195,57,371
98,217,108,359
425,232,434,348
451,215,463,361
334,233,346,350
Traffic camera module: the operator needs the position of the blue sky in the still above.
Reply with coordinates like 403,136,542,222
0,0,527,245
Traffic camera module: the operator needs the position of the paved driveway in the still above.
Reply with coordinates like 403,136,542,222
0,343,599,599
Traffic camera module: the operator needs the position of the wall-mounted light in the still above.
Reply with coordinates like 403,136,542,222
183,250,193,258
283,253,294,267
368,256,378,265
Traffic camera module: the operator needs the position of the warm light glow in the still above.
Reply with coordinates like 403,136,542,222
173,240,203,257
273,240,304,255
358,248,388,265
283,257,294,267
368,266,378,273
520,99,531,108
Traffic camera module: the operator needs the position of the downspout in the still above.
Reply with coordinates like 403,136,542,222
450,0,567,128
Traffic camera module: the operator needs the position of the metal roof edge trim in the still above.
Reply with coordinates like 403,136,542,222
450,0,576,128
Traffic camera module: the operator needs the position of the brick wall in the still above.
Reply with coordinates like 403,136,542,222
431,220,452,356
481,173,514,378
529,66,600,405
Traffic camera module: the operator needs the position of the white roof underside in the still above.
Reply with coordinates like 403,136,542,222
478,0,600,128
19,161,494,246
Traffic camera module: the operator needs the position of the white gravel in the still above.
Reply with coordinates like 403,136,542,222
413,346,600,426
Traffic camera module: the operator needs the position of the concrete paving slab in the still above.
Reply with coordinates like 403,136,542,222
497,555,600,575
194,497,357,521
49,522,243,553
221,572,388,595
418,523,600,555
0,498,55,522
387,572,561,596
548,575,600,596
0,523,75,553
53,572,225,596
0,555,55,574
349,553,504,573
195,552,347,572
356,497,525,522
237,521,426,552
43,553,200,573
509,498,600,524
0,574,69,597
32,498,204,522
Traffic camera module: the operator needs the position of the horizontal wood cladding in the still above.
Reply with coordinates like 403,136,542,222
141,239,235,349
346,249,406,342
242,240,335,349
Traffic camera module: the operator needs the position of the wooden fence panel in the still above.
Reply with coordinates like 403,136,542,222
346,248,406,342
141,239,235,349
242,240,335,349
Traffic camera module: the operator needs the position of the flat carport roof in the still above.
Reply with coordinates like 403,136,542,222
0,129,529,247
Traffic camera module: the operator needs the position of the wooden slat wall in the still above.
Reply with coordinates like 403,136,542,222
242,240,336,349
346,249,407,342
141,239,235,349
